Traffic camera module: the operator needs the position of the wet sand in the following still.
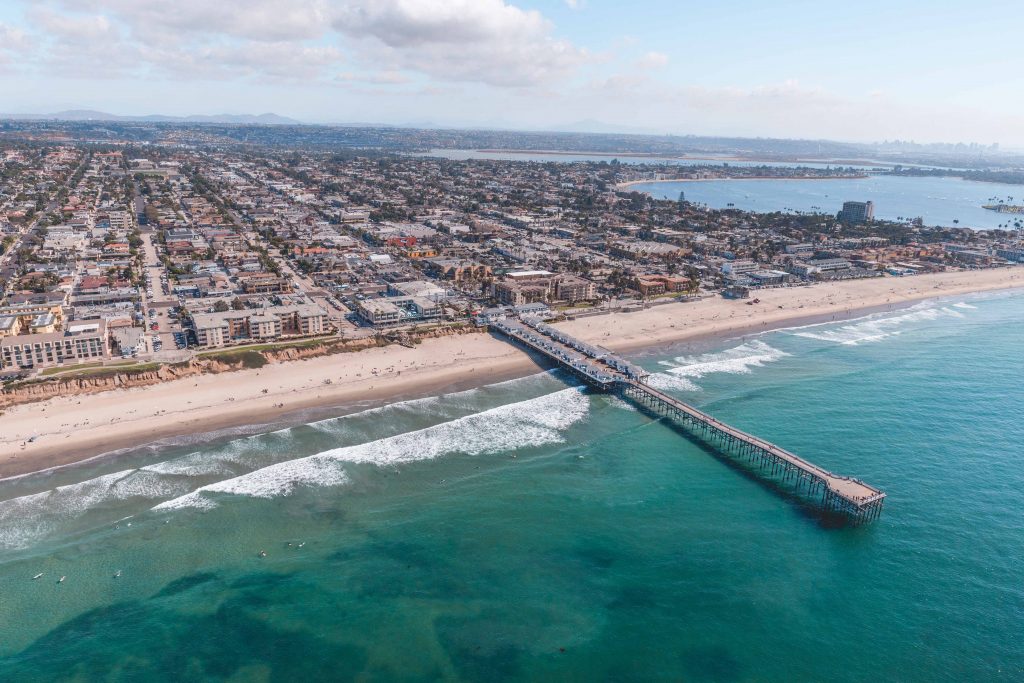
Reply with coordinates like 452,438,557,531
1,267,1021,478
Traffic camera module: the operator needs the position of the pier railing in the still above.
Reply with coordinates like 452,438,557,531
618,381,885,522
490,318,885,522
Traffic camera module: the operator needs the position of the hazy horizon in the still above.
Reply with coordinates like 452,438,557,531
2,1,1023,146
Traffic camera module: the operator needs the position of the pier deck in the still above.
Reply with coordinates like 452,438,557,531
490,317,885,522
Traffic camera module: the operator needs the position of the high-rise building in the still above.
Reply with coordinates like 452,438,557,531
838,200,874,223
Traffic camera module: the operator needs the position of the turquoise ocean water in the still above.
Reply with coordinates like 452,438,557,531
0,291,1022,681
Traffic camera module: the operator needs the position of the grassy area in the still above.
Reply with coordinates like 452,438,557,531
200,349,268,369
38,360,139,377
194,335,342,357
39,362,106,376
5,362,168,390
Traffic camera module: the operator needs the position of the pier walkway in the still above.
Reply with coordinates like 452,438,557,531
491,317,885,522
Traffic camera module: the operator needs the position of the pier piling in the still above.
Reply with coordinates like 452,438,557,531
490,318,885,523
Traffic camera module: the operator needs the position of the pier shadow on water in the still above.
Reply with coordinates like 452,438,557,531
633,402,861,529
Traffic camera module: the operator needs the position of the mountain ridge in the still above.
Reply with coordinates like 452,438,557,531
0,110,302,125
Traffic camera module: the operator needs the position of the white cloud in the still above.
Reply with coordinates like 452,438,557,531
635,51,669,69
337,70,413,85
0,22,32,65
0,22,32,50
53,0,330,42
155,43,345,81
10,0,587,88
22,8,141,77
331,0,588,87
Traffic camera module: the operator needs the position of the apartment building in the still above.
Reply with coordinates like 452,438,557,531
356,296,442,327
492,272,596,306
191,303,328,348
0,320,109,370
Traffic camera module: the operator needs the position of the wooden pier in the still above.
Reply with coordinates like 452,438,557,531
491,317,885,523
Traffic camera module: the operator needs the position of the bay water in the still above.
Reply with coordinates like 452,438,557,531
634,175,1022,230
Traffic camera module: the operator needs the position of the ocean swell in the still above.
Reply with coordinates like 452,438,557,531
155,387,589,511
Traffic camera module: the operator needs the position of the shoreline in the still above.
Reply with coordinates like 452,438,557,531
1,268,1022,480
472,150,896,166
615,174,868,190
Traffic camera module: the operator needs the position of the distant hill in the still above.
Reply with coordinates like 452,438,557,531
1,110,302,125
549,119,661,136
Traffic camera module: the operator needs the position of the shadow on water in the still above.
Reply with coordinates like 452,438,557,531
521,356,868,530
631,401,864,530
0,571,369,681
152,571,220,598
679,644,746,683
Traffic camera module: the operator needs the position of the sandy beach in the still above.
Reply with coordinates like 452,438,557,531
1,267,1021,478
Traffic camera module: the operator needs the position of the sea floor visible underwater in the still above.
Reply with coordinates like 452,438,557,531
0,291,1022,682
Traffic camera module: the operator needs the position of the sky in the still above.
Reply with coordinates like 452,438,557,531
1,0,1023,145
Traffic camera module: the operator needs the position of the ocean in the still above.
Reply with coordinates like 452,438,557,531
0,291,1022,681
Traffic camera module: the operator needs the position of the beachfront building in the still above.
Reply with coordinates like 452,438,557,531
355,296,443,327
789,258,853,277
356,299,401,326
634,275,695,297
748,270,791,286
492,272,596,306
191,303,328,348
721,260,759,276
995,247,1024,262
0,320,110,371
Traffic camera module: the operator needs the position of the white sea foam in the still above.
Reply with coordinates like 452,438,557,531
790,305,959,345
953,302,978,310
646,374,702,392
605,395,638,412
141,446,248,478
146,372,561,479
0,469,191,549
154,459,349,510
155,387,589,511
1,374,584,545
649,340,789,392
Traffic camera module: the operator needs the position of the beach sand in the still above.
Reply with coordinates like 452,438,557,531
1,267,1021,477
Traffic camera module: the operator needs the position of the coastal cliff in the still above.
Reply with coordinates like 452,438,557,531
0,326,479,410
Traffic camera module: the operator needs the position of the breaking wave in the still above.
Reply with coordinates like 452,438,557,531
0,469,191,549
143,370,563,479
155,387,589,511
790,304,968,346
0,372,576,548
648,340,789,392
